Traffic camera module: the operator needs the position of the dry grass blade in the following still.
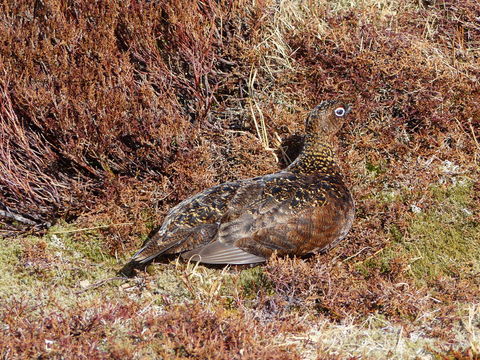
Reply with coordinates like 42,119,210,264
248,66,270,149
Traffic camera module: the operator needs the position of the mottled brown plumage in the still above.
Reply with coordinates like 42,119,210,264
125,100,354,267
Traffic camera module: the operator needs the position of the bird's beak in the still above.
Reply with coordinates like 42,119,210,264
345,105,352,115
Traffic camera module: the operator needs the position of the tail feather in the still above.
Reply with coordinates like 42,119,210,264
118,238,181,276
131,238,181,264
120,223,220,275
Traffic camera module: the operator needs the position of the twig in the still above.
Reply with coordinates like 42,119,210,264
468,118,479,166
254,100,270,149
354,248,384,265
50,222,133,234
75,276,132,294
342,247,372,262
394,327,403,352
248,67,262,146
0,209,38,225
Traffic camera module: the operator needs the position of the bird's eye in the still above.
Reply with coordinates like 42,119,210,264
334,107,346,117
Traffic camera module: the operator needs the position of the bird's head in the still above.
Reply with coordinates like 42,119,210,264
305,100,351,138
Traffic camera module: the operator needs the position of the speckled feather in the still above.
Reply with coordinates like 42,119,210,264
126,100,354,266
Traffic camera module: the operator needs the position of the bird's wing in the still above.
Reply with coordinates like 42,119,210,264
129,180,264,264
130,223,219,264
180,173,347,264
130,171,351,265
181,241,266,264
240,190,353,257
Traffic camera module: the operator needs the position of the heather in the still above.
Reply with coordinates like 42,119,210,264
1,0,479,358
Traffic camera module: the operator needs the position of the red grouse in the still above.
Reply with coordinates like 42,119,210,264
125,100,354,267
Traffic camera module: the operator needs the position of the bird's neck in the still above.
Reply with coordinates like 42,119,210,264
286,135,338,175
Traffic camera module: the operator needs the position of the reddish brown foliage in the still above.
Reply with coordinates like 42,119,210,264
433,347,480,360
1,0,479,252
1,0,479,358
0,0,275,228
0,298,141,359
263,254,431,322
0,298,302,359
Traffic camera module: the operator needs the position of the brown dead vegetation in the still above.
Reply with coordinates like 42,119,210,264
1,0,479,358
0,297,304,359
1,0,478,241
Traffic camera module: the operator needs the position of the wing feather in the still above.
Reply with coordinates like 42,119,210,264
181,241,266,264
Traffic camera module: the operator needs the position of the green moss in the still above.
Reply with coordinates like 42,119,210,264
0,236,27,296
0,221,123,304
405,194,480,279
389,224,404,242
45,222,115,264
356,181,479,285
377,190,400,203
150,264,191,300
239,266,273,298
355,243,407,277
403,181,479,283
369,181,479,284
365,161,385,177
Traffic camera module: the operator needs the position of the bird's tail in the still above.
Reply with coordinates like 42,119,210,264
118,238,181,276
